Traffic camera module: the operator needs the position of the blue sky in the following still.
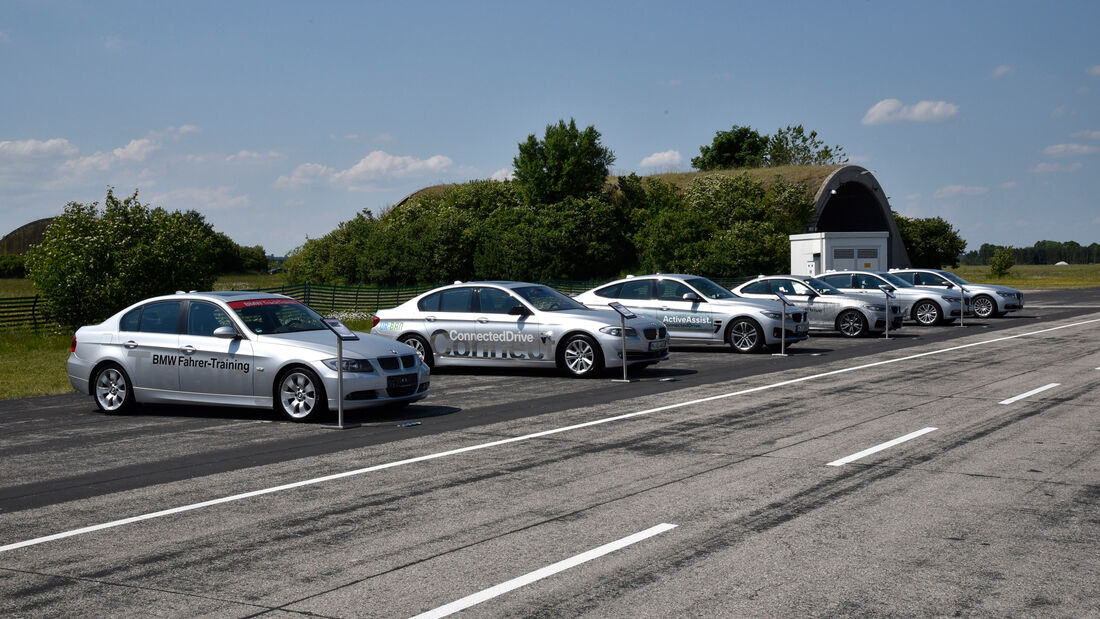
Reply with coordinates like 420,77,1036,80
2,1,1098,256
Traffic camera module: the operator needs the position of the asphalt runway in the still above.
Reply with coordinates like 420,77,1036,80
2,288,1098,616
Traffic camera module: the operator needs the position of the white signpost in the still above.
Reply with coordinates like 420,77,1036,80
320,317,361,430
878,284,896,340
772,290,795,357
608,302,637,383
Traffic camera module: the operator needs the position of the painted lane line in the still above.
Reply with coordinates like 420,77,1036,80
999,383,1060,405
3,317,1099,554
826,427,938,467
410,523,677,619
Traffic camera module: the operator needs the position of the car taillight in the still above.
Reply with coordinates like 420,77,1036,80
372,315,380,328
70,335,77,353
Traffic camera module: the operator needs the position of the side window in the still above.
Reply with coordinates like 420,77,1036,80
479,288,520,314
618,279,653,300
120,307,141,332
138,301,182,334
894,272,916,285
594,283,623,298
854,274,880,290
819,274,850,288
657,280,693,301
438,288,475,313
187,302,234,337
777,280,814,295
417,291,441,312
740,281,769,295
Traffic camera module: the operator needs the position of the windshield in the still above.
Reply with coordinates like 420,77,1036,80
512,285,589,312
877,272,915,288
685,277,736,299
228,298,328,334
804,277,843,295
939,271,970,285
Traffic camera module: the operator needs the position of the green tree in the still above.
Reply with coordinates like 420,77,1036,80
512,119,615,206
766,125,847,166
25,188,218,328
892,214,967,268
691,125,768,170
989,246,1015,277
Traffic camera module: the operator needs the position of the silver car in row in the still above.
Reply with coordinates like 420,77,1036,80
372,281,670,378
891,268,1024,319
818,270,965,326
67,292,431,421
572,274,809,353
730,275,903,337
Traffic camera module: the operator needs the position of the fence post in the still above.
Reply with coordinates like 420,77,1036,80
32,295,39,333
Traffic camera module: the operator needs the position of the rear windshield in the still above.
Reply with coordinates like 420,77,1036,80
228,298,327,334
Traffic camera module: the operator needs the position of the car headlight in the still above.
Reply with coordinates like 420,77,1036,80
997,291,1017,298
600,326,638,337
941,295,962,303
862,304,886,312
760,310,783,320
323,358,375,372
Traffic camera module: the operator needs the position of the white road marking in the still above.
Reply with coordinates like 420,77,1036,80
2,317,1099,554
410,523,677,619
826,427,938,466
999,383,1060,405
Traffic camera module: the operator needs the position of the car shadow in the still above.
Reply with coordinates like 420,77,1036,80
104,401,462,425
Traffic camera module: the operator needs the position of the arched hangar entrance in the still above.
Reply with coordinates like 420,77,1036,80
790,165,911,275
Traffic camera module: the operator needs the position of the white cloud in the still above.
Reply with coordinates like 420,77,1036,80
1088,65,1100,76
1042,143,1099,157
999,181,1017,190
934,185,989,199
1032,162,1083,173
149,186,250,212
0,138,78,158
639,150,683,168
274,163,335,189
104,35,122,50
0,31,10,43
490,168,513,181
1052,105,1071,118
60,138,159,176
227,150,284,162
991,65,1013,78
1071,130,1100,139
862,98,959,125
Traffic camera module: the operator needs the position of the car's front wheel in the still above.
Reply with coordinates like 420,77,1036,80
727,318,764,353
837,310,868,338
93,363,135,413
275,367,328,422
971,295,996,319
558,334,603,378
913,300,942,326
399,334,434,368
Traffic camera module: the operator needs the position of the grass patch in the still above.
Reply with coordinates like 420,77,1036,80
950,264,1100,289
1,330,75,399
0,278,36,297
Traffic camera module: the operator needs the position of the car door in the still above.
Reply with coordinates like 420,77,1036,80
653,278,717,340
475,287,544,361
772,279,837,330
423,287,479,359
122,300,183,394
178,301,254,399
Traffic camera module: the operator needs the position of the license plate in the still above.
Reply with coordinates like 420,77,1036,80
387,374,417,389
649,340,668,351
796,323,808,334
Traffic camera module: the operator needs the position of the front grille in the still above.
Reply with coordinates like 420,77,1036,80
659,326,667,339
387,385,417,397
401,354,416,368
346,391,378,400
377,356,400,371
644,327,656,340
625,350,665,361
790,312,804,323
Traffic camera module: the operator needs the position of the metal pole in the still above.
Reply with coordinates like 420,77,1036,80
773,301,788,357
883,289,890,340
619,314,629,382
958,285,967,327
336,336,345,429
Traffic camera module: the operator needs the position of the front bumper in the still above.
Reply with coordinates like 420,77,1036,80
319,363,431,410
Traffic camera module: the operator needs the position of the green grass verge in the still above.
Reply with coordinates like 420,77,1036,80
950,264,1100,289
0,330,74,398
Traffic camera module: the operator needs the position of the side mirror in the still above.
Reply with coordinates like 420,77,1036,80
508,304,531,316
213,326,241,339
682,292,701,302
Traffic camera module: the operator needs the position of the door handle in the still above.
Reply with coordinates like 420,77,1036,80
425,316,436,322
477,317,489,323
123,340,138,349
180,345,195,355
660,306,670,311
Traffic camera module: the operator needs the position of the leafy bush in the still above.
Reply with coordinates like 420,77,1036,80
893,214,967,268
989,246,1015,277
24,189,218,328
0,254,25,278
512,118,615,205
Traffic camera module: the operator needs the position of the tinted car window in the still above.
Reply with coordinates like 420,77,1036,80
187,301,235,337
439,288,475,313
917,272,948,286
740,281,770,294
853,273,883,290
657,280,693,301
819,274,852,288
893,272,916,285
120,307,141,332
479,287,519,314
417,291,441,312
228,299,326,334
594,283,623,298
138,301,181,334
685,277,735,299
618,279,652,300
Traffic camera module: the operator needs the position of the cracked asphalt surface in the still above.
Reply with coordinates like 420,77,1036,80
2,288,1098,617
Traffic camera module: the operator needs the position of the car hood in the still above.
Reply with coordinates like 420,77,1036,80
958,283,1020,295
256,329,415,359
544,308,665,329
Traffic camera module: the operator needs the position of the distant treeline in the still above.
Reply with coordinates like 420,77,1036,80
961,241,1100,266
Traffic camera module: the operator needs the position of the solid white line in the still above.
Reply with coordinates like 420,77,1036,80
410,523,677,619
826,427,938,467
2,317,1099,554
999,383,1060,405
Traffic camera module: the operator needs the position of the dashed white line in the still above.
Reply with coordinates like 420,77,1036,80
2,316,1098,554
999,383,1060,405
410,523,677,619
826,427,938,467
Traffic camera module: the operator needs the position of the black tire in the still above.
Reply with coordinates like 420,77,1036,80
912,300,942,326
726,318,764,353
92,362,135,413
399,333,434,368
274,367,328,422
971,295,997,319
558,334,604,378
837,309,868,338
